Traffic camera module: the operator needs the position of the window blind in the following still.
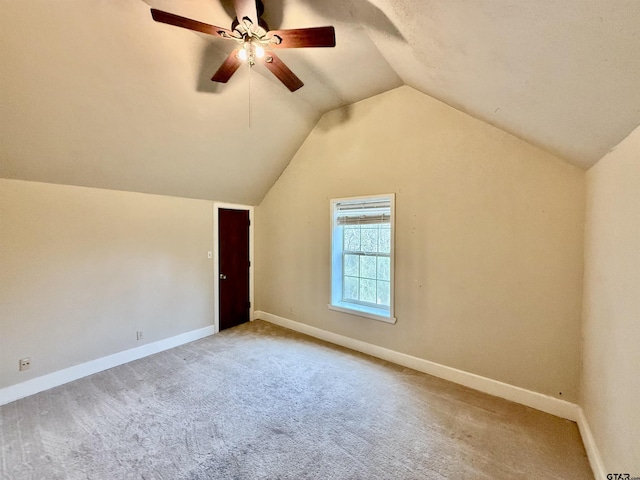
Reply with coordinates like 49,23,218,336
335,199,391,225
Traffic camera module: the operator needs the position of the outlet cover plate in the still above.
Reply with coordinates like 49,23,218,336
19,358,31,371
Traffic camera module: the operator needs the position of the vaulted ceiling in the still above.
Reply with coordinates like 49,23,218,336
1,0,639,204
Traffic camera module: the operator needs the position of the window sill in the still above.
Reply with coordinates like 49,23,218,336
328,303,397,324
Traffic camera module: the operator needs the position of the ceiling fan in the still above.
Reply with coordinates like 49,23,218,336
150,0,336,92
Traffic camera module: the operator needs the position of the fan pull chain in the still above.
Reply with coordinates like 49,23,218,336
248,64,252,128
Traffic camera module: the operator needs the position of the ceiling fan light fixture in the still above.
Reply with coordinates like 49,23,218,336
236,40,261,66
150,2,336,92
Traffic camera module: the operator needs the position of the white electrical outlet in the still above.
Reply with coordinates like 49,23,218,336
136,331,143,341
19,358,31,371
207,251,212,259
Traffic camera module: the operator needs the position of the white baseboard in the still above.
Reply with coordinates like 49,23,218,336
255,311,580,421
0,325,215,406
576,408,607,480
3,313,606,480
256,311,614,477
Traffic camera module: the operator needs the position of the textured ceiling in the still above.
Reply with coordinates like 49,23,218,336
1,0,639,204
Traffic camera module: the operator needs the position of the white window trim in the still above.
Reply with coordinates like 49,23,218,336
327,303,396,323
329,194,397,324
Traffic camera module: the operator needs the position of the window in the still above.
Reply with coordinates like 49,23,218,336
329,194,396,323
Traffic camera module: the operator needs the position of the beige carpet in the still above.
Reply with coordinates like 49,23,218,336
0,320,593,479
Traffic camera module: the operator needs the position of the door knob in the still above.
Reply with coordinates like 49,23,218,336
219,273,227,280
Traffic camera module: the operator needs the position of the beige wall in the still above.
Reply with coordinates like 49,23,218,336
0,179,214,389
255,86,585,401
582,126,640,472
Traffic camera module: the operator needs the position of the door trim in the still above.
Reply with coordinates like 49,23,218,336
213,202,254,334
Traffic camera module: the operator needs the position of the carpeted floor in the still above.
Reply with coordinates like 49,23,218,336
1,320,593,479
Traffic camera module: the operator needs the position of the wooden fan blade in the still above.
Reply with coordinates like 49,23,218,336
269,26,336,48
151,9,234,39
232,0,258,25
211,50,243,83
263,52,304,92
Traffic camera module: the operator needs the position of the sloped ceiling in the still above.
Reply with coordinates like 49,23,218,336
1,0,639,204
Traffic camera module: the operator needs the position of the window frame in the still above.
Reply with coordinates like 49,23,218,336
329,194,397,324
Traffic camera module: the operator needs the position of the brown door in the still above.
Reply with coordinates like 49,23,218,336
218,208,250,331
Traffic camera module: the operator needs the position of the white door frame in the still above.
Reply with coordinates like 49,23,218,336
213,202,254,334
